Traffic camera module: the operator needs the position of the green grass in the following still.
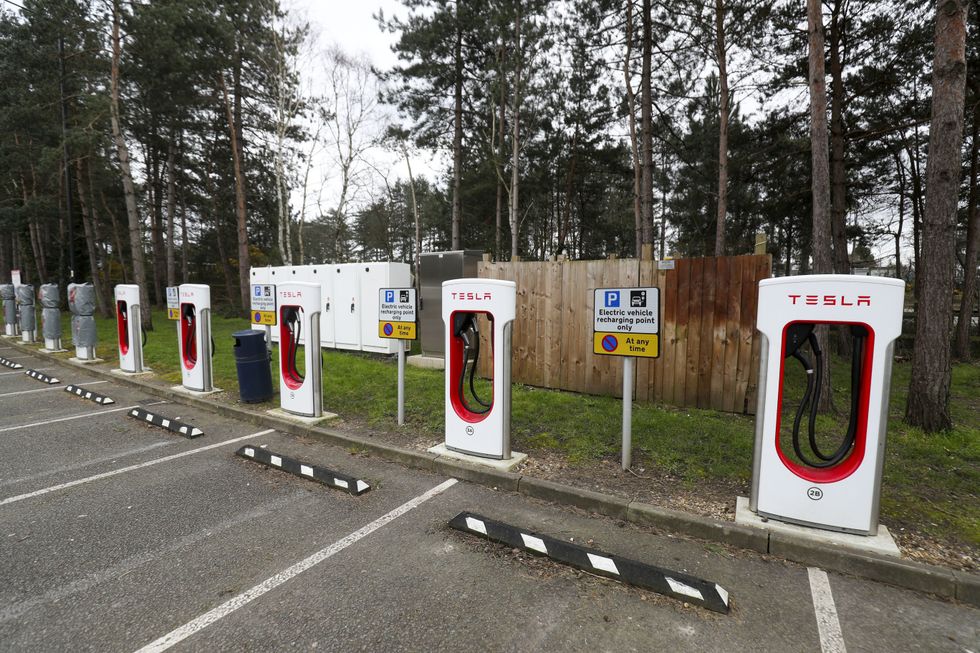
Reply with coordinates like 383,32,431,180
55,309,979,549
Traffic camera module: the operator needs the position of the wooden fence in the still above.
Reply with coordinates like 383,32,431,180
477,254,772,414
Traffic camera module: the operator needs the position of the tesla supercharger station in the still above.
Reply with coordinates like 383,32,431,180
442,279,516,459
115,284,146,373
750,275,905,535
1,284,18,337
177,284,214,392
277,282,322,418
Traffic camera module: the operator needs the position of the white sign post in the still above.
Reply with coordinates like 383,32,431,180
379,288,417,426
592,287,661,470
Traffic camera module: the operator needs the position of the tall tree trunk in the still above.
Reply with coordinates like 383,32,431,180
954,91,980,361
639,0,654,259
807,0,833,410
909,125,926,304
110,0,151,329
906,0,970,432
403,145,421,298
829,0,850,279
218,73,248,311
165,139,177,287
451,3,463,250
74,159,110,317
509,1,522,260
179,190,189,283
100,189,128,283
495,61,506,261
893,147,907,279
624,0,642,258
714,0,729,256
148,139,165,304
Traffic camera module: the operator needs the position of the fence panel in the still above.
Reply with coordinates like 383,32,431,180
477,254,771,413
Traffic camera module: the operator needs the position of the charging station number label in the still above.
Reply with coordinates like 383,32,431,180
250,284,277,325
379,288,417,340
166,286,180,321
593,287,660,358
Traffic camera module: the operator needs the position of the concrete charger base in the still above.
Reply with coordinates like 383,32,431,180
427,443,527,473
40,348,69,354
407,354,445,370
68,357,105,365
735,496,900,558
170,384,223,397
110,367,154,377
266,407,338,424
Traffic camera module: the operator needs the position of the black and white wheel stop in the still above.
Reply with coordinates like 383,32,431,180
449,512,731,614
127,406,203,438
0,357,22,369
25,369,59,384
64,384,115,405
236,445,371,496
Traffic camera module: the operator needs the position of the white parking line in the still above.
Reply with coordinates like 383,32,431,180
808,567,847,653
0,403,163,434
0,429,275,507
0,380,109,398
0,367,52,377
133,478,459,653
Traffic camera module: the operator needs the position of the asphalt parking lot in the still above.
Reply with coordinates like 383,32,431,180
0,345,976,652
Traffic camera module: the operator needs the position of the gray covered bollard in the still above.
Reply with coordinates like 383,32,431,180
40,283,63,351
0,284,17,337
17,284,36,343
68,283,98,360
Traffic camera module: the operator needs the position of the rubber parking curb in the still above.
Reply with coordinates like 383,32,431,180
0,356,22,369
450,511,731,614
12,339,980,609
64,384,115,405
236,445,371,495
25,369,59,384
127,406,203,438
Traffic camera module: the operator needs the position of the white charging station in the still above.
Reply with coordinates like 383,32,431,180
177,283,213,392
750,275,905,535
115,284,145,373
442,279,517,459
277,282,322,418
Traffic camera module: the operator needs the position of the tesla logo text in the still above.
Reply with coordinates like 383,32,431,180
451,292,492,301
280,291,304,298
788,294,870,306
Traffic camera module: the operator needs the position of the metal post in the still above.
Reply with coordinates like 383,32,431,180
265,324,272,354
622,356,634,470
397,339,406,426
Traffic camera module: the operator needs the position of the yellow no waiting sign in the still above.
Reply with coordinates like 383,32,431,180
593,332,659,358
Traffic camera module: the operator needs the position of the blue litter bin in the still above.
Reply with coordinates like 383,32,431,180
233,329,273,403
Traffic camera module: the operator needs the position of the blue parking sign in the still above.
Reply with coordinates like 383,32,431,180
385,290,395,303
604,291,620,308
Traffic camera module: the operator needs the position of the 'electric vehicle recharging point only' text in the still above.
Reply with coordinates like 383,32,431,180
115,284,146,373
177,283,214,393
750,274,905,535
277,282,323,418
442,278,516,459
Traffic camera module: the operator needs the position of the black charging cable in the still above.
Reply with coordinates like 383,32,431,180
785,323,867,468
454,313,492,414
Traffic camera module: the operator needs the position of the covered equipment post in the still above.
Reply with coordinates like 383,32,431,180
1,284,18,337
442,278,516,459
177,284,213,392
750,275,904,535
17,284,36,343
115,284,145,373
277,282,322,417
40,283,63,351
68,283,98,360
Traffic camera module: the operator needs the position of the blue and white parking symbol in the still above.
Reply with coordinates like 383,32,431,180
385,290,395,303
604,291,620,308
254,286,262,297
